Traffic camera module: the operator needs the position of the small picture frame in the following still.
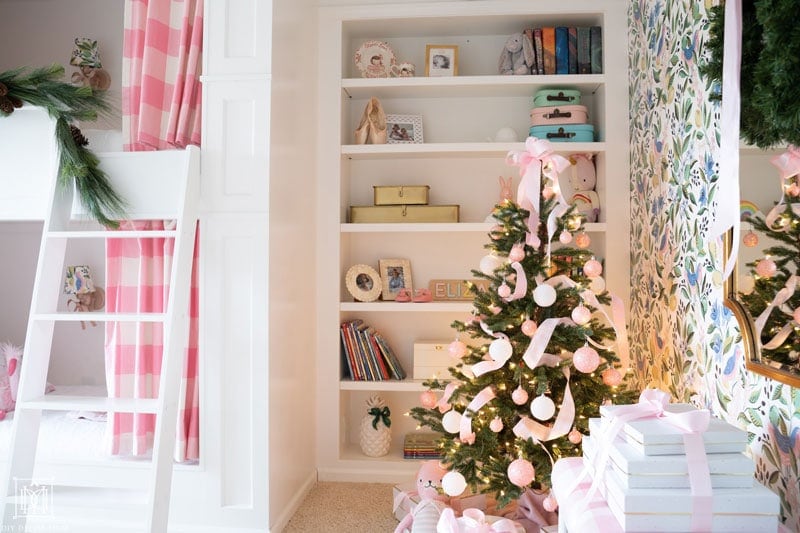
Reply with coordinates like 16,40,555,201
386,114,424,144
425,44,458,77
345,264,383,302
379,259,413,301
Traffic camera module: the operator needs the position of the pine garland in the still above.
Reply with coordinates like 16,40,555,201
702,0,800,149
0,64,126,227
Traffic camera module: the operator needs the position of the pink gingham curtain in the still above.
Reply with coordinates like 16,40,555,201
106,0,202,462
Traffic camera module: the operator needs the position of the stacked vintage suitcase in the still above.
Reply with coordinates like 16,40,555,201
349,185,459,223
551,399,781,532
529,88,594,142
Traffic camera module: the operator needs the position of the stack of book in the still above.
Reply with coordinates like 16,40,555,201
403,432,441,460
340,319,406,381
551,402,781,532
524,26,602,76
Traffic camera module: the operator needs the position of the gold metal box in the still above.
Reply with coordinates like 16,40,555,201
349,204,459,223
373,185,430,206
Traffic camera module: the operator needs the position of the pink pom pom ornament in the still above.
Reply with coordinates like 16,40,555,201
573,344,600,373
756,258,777,278
420,390,438,409
507,458,535,487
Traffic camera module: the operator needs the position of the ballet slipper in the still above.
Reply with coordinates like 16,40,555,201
354,100,371,144
367,97,387,144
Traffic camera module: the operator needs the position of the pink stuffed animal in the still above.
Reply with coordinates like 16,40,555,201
498,176,513,204
0,342,21,420
395,460,451,533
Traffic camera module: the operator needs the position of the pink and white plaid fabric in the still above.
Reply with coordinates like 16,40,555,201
108,0,203,462
104,221,199,461
122,0,203,150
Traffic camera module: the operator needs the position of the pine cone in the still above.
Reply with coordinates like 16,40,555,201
70,125,89,147
9,95,21,108
0,82,7,97
0,98,13,114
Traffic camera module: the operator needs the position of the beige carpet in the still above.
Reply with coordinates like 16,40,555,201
283,481,398,532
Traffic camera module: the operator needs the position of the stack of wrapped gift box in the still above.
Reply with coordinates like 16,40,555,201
551,392,781,532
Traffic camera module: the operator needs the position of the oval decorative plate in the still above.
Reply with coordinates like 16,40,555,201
354,40,396,78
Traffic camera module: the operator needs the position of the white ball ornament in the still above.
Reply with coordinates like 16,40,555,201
559,230,573,244
589,276,606,294
480,254,504,275
489,337,513,360
507,458,535,487
533,284,557,307
530,394,556,420
512,386,529,405
442,410,462,434
573,344,601,373
490,416,504,432
583,258,603,278
739,274,755,295
442,471,467,496
571,305,591,325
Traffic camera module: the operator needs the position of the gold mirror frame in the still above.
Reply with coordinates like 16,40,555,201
724,231,800,387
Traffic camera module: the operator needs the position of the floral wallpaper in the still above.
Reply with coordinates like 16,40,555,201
628,0,800,529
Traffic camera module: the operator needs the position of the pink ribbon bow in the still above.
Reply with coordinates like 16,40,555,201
771,145,800,181
437,508,520,533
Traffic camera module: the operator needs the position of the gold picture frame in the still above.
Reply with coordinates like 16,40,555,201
345,264,383,302
425,44,458,77
379,258,413,301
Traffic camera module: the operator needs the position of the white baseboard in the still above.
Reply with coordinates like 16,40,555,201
268,470,317,533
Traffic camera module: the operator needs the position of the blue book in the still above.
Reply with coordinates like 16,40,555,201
577,27,591,74
590,26,603,74
568,27,578,74
555,27,569,74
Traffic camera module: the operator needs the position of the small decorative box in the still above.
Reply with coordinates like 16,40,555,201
597,403,749,456
529,105,589,126
373,185,430,206
413,341,455,380
582,430,755,489
532,88,581,107
349,205,459,223
603,467,779,532
529,124,594,142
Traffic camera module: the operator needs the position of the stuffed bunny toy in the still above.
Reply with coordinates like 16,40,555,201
394,460,451,533
568,154,600,223
498,32,534,75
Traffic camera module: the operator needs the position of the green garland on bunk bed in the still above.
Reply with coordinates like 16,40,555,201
0,64,126,227
701,0,800,149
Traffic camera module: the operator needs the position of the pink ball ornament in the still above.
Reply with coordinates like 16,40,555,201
512,386,529,405
575,232,591,249
420,390,438,409
573,344,601,373
559,230,573,244
498,283,511,298
571,305,591,325
568,428,583,444
531,394,556,420
742,231,759,248
756,258,777,278
789,183,800,197
507,458,535,487
521,319,538,337
509,244,525,263
542,186,554,199
602,367,623,387
490,304,502,315
490,416,504,432
449,340,467,359
542,495,558,512
583,258,603,278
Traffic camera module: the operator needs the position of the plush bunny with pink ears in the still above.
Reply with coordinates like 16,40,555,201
394,460,451,533
0,342,21,420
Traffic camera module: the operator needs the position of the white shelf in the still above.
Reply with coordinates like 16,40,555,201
340,380,429,392
342,74,604,99
342,141,606,159
341,222,606,233
340,301,474,312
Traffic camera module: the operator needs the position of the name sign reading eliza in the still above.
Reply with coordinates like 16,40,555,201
428,279,490,301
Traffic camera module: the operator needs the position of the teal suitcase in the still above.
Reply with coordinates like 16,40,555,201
529,124,594,142
532,88,581,107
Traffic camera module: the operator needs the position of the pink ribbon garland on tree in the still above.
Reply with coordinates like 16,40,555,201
503,261,528,302
437,507,520,533
765,146,800,231
437,381,461,413
471,323,512,377
565,389,712,532
512,368,575,443
755,275,799,349
459,386,496,444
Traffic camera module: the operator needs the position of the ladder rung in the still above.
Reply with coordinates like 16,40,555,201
32,312,167,323
19,395,159,413
46,230,178,239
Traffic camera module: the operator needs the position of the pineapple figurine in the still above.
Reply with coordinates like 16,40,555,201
359,395,391,457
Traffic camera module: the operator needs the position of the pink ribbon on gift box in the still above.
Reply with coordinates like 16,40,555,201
437,508,520,533
574,389,713,532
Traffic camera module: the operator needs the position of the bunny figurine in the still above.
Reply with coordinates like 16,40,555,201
498,176,513,204
568,154,600,223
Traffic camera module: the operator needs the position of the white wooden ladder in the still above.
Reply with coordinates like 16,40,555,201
0,143,200,532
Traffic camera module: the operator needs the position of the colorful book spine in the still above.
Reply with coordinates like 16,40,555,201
533,28,545,76
590,26,603,74
367,327,391,380
577,27,591,74
555,27,569,75
568,27,578,74
375,332,407,380
355,322,379,380
541,27,556,75
340,325,356,379
524,28,537,74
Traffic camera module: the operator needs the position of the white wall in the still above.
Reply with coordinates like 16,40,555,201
268,0,319,530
